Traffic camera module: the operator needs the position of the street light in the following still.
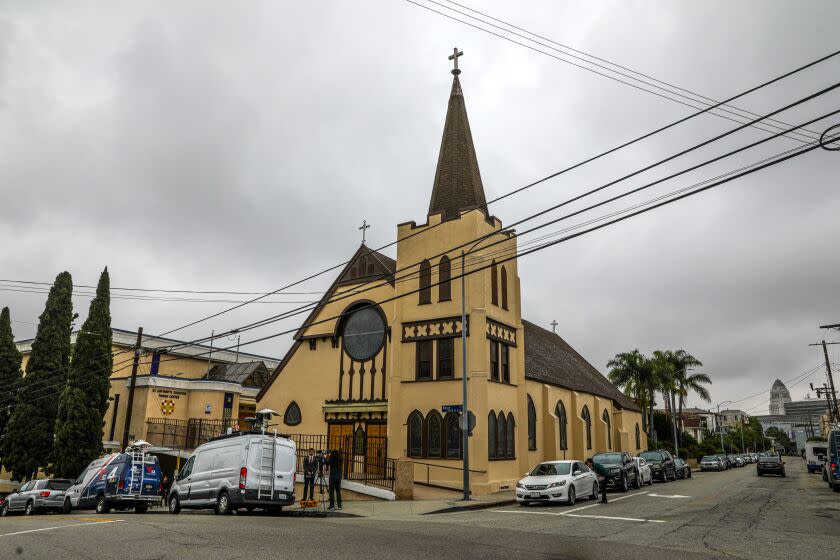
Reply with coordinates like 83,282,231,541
716,401,733,454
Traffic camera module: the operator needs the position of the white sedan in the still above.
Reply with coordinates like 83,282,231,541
516,460,598,506
634,457,654,486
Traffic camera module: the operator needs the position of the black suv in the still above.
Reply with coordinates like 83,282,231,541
592,451,641,492
639,450,677,482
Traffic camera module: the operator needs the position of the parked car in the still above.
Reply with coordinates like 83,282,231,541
64,443,162,514
674,458,692,479
700,455,724,472
756,455,786,477
168,431,297,515
0,479,73,516
728,454,744,467
633,457,654,486
517,460,598,506
592,452,641,492
639,450,677,482
717,454,733,469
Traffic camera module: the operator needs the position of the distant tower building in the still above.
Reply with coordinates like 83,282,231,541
769,379,792,415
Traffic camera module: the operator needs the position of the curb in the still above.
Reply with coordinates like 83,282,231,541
423,499,517,515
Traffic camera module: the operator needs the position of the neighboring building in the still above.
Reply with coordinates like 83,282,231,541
769,378,792,415
719,409,749,428
256,64,646,495
681,407,717,443
5,327,280,481
755,380,829,452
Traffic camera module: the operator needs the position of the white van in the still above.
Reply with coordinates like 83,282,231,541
168,432,297,515
805,441,828,474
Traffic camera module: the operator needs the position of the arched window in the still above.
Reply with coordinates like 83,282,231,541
635,423,641,450
497,412,506,459
419,259,431,305
353,426,366,456
500,266,508,310
527,395,537,451
582,405,592,450
556,401,568,450
408,411,423,457
444,413,461,459
283,401,301,426
488,411,498,459
490,260,499,306
438,256,451,302
602,409,612,449
506,412,515,458
426,411,442,458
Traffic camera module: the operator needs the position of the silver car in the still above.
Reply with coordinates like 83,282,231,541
0,479,74,516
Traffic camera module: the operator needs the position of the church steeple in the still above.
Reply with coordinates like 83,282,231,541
428,49,487,221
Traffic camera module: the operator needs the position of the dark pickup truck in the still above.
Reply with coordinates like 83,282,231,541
592,452,641,492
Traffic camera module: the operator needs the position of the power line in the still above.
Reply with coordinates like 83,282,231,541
0,285,318,305
131,47,840,345
406,0,821,143
0,278,326,296
439,0,823,139
158,85,840,352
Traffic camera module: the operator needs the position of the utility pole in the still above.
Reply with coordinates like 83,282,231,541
716,401,731,454
809,340,840,421
460,250,470,501
121,327,143,450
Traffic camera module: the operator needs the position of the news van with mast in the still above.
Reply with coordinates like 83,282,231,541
167,409,297,515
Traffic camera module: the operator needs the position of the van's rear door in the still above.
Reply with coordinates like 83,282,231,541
246,436,296,499
273,439,297,495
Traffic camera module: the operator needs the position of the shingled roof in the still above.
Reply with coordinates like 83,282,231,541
523,319,641,412
428,74,488,221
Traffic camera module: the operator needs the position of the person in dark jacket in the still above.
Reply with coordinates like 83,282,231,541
303,448,319,501
327,449,343,510
587,458,609,504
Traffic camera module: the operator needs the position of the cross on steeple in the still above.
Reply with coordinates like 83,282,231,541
550,320,558,334
448,47,464,75
359,220,371,244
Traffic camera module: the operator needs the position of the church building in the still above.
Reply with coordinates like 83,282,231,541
257,55,646,494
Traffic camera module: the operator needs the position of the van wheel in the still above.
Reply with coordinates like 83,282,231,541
62,499,72,514
215,491,232,515
168,494,181,514
24,501,34,516
135,505,148,514
96,495,111,514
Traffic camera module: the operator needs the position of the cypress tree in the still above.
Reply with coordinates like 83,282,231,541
0,307,23,456
1,272,73,480
54,268,113,477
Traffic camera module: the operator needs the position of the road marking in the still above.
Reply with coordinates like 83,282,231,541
494,509,564,516
0,520,121,538
648,493,691,498
565,513,665,523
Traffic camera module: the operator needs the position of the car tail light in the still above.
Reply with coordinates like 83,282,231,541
40,491,50,497
239,467,247,489
118,480,125,490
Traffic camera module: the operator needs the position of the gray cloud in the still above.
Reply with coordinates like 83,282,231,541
1,0,838,414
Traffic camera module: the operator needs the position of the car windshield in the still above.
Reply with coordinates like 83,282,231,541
594,453,623,464
701,456,718,461
530,463,571,476
674,459,684,466
759,456,780,463
640,452,662,461
47,480,73,490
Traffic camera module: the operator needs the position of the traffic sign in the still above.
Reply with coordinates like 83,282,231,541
442,404,463,413
459,411,476,434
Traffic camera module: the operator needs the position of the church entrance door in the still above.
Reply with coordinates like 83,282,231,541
366,423,386,475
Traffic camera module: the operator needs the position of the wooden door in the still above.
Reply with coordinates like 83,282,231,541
328,423,353,454
366,423,386,475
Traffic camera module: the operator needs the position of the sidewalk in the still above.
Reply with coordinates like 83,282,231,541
292,488,515,518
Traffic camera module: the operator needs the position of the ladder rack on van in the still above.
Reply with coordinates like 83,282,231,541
256,435,276,500
128,449,146,494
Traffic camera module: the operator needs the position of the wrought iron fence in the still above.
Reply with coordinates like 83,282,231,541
146,418,232,449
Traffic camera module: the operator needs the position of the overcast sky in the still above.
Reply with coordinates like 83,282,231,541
1,1,838,415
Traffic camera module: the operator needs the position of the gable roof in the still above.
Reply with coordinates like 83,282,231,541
522,319,641,412
207,361,270,388
293,243,395,340
428,74,487,221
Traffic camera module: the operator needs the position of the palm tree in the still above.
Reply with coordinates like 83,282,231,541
650,350,678,429
607,350,656,435
671,351,710,431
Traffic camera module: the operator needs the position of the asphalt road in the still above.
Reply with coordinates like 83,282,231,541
1,458,837,560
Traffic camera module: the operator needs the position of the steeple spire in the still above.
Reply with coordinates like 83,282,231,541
428,48,487,221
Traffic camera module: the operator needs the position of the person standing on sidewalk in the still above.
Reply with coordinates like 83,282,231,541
303,448,319,501
587,457,609,504
327,449,343,511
